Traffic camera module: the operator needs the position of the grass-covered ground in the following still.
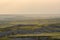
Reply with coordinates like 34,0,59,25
0,19,60,40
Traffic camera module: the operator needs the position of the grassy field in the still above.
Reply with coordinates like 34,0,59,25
0,19,60,40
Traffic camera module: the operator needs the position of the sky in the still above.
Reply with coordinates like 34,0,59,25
0,0,60,18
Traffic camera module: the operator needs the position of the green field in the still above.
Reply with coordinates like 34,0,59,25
0,19,60,40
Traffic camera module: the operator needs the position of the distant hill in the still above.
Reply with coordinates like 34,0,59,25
0,14,60,21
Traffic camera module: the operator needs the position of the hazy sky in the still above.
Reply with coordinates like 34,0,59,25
0,0,60,18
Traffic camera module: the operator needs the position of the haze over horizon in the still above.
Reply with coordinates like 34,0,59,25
0,0,60,18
